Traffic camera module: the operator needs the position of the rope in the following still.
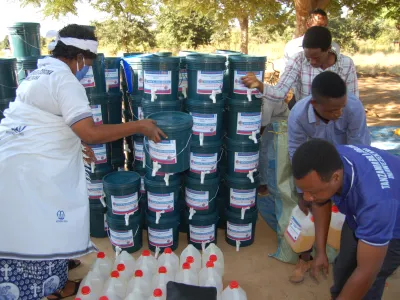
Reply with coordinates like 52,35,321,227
16,34,41,50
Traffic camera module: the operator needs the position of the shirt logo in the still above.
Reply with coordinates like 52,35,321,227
56,210,67,223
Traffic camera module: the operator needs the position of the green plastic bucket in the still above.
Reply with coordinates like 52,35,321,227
89,199,107,238
225,137,260,179
133,135,146,171
155,52,172,57
215,50,243,97
144,112,193,173
85,162,113,182
16,57,38,84
186,55,226,103
0,98,15,120
129,94,144,121
186,210,219,250
188,139,222,180
226,97,262,142
147,212,180,252
225,208,258,249
0,58,18,100
141,55,180,102
229,55,267,101
123,52,143,57
7,22,41,58
142,98,182,118
83,53,106,95
107,212,143,253
185,98,225,144
104,57,121,93
144,165,181,183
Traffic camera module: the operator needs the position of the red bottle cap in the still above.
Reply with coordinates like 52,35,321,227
142,250,150,257
164,248,172,254
111,270,120,278
135,270,143,277
310,216,314,223
209,254,217,262
117,264,125,272
99,297,109,300
159,266,167,274
186,256,194,264
182,262,190,270
97,252,105,259
154,289,163,297
81,286,91,295
332,205,339,213
206,261,214,268
229,281,239,289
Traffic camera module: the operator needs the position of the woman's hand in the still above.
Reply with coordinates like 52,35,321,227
137,119,167,143
81,143,96,164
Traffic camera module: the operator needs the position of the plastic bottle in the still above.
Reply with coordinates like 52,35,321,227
180,244,201,268
100,271,127,300
157,248,179,276
207,254,223,278
202,243,224,269
115,263,132,282
148,289,165,300
114,251,136,276
136,250,157,277
175,262,199,286
222,281,247,300
90,252,113,279
199,261,223,295
80,270,104,296
75,285,98,300
126,270,152,298
185,255,201,274
125,292,147,300
99,294,122,300
151,266,174,294
284,205,315,253
327,205,346,250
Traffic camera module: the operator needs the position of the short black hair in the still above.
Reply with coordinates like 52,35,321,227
292,139,343,182
310,8,327,18
302,26,332,52
312,71,347,102
51,24,97,60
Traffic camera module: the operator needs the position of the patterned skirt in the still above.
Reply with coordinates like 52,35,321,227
0,259,68,300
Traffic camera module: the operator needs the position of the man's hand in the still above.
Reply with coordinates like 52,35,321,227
241,73,264,91
311,252,329,282
137,119,167,143
82,143,96,164
298,193,310,215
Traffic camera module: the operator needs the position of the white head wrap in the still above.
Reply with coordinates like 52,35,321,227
46,30,98,54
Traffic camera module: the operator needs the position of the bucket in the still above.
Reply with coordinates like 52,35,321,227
0,98,15,120
184,174,220,216
104,57,121,93
186,55,226,103
129,94,144,121
216,195,226,229
228,55,267,101
144,111,193,173
141,55,180,102
185,98,225,144
103,171,142,223
186,210,219,250
107,212,143,253
225,208,258,250
83,53,106,95
7,22,41,58
123,52,143,57
225,137,260,179
0,58,18,100
146,212,180,252
144,165,181,183
215,50,242,97
188,140,222,180
141,98,182,118
133,135,146,171
107,92,124,167
155,52,172,57
16,57,38,84
226,97,262,142
121,54,149,95
89,199,107,238
88,93,109,125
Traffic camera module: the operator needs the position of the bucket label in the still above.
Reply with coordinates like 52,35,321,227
230,188,256,208
80,66,95,88
140,176,146,194
91,105,103,125
237,112,262,135
148,227,173,247
287,216,301,242
105,68,119,90
87,180,103,199
104,215,108,231
144,71,172,94
109,229,134,247
227,222,252,241
234,71,263,95
91,144,107,164
197,71,224,94
148,192,174,212
190,113,217,136
111,193,139,215
189,224,215,243
149,140,177,164
134,141,144,161
190,153,218,174
137,106,144,120
138,70,144,90
179,69,188,91
234,152,259,172
185,188,209,210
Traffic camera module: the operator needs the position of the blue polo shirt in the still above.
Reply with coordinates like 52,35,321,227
333,145,400,246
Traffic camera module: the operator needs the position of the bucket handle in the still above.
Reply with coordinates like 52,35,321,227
198,148,225,184
143,133,192,161
15,34,42,50
106,223,141,250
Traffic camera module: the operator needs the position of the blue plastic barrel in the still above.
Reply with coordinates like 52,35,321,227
188,140,222,180
104,57,121,93
7,22,41,58
225,208,258,249
141,99,182,118
16,57,38,84
147,212,180,252
186,210,219,250
225,137,260,179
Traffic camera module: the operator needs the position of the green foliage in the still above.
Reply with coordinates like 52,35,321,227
1,36,10,50
21,0,78,18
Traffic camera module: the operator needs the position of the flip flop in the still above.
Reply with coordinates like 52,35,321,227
68,259,81,271
42,279,82,300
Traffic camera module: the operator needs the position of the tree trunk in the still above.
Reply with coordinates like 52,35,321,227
238,16,249,54
294,0,331,37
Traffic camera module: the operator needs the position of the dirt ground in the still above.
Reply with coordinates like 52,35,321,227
69,76,400,299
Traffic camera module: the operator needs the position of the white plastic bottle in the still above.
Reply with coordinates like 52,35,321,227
114,251,136,275
199,261,223,295
100,271,127,300
136,250,157,276
125,292,147,300
207,254,223,278
222,281,247,300
151,266,174,294
175,262,199,286
180,244,201,268
75,285,99,300
284,205,315,253
327,205,346,250
126,270,152,298
148,289,165,300
90,252,113,280
157,247,179,276
202,243,224,269
184,255,201,274
115,263,132,283
80,270,104,296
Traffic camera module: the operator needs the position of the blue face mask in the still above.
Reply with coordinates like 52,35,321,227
75,57,90,81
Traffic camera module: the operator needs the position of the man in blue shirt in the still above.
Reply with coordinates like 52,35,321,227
287,71,370,283
292,139,400,300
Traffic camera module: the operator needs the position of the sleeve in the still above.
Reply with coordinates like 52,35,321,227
347,96,371,146
344,58,359,98
56,76,93,126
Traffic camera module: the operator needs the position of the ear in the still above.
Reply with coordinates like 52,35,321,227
331,171,341,184
310,98,318,108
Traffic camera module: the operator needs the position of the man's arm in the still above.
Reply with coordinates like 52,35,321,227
343,57,359,98
347,96,371,146
337,241,388,300
288,110,308,161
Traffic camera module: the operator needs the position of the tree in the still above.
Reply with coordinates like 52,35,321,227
1,36,10,50
292,0,330,37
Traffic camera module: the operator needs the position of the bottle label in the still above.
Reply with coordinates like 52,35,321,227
179,69,188,91
227,222,252,241
233,70,263,95
190,113,217,135
148,192,174,212
105,68,119,90
91,144,107,164
287,216,301,242
190,152,218,174
144,71,172,94
234,152,259,172
230,188,256,208
87,180,103,199
185,188,209,210
148,227,173,247
197,71,223,94
237,112,261,135
80,67,95,88
91,105,103,125
109,229,134,247
111,193,139,215
149,140,177,164
134,141,144,161
189,224,215,243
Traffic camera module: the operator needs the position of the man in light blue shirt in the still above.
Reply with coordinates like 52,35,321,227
287,71,370,283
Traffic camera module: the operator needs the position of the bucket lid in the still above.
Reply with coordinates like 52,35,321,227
142,99,180,109
215,49,242,55
225,207,258,221
226,97,262,107
185,173,220,186
229,55,267,64
186,98,225,109
154,52,172,57
186,54,226,64
8,22,40,29
106,211,142,223
224,172,260,185
123,52,144,57
141,55,180,64
225,137,261,149
185,209,218,222
190,139,222,149
146,111,193,131
103,171,141,190
0,58,16,65
144,173,181,187
124,53,152,63
146,211,180,225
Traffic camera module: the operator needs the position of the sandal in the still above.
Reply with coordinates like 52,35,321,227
68,259,81,271
42,279,82,300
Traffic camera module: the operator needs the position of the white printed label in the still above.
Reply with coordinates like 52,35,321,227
137,106,144,120
144,71,172,94
111,193,139,215
234,152,259,172
234,71,263,95
134,141,144,161
179,69,188,91
140,176,146,194
190,113,217,136
105,68,119,89
287,216,301,242
91,144,107,164
109,229,134,247
87,180,103,199
138,70,144,90
230,188,256,208
148,227,173,247
189,224,215,243
80,67,95,88
148,140,177,164
185,188,209,210
190,152,218,174
148,192,174,212
197,71,224,94
227,222,252,241
237,112,262,135
104,214,108,231
91,105,103,125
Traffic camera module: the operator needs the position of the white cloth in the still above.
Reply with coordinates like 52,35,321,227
46,30,98,54
0,58,95,260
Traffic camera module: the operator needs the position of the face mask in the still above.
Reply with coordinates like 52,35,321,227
76,57,90,81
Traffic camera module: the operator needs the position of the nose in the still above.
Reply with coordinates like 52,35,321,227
303,192,315,202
